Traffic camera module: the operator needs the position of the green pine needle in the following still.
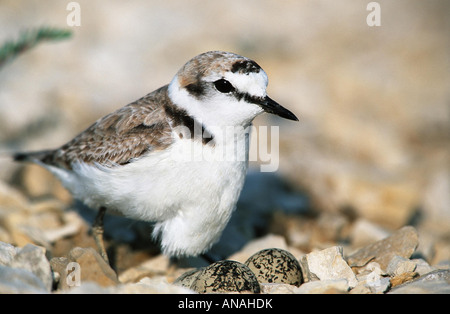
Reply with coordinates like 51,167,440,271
0,27,72,69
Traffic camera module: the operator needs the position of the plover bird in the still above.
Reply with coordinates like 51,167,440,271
14,51,298,262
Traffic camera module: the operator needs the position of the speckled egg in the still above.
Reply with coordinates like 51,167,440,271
245,248,303,286
190,260,260,293
173,268,204,289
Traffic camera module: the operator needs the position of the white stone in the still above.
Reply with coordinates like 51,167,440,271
260,283,297,294
304,246,358,288
9,244,53,292
353,272,390,294
0,265,49,294
386,255,417,277
0,241,17,266
411,259,436,276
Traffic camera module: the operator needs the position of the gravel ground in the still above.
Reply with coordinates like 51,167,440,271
0,1,449,294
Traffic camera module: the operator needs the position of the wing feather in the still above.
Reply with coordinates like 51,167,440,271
30,85,174,169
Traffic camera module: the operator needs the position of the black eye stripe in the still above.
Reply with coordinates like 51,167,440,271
234,92,263,104
214,79,235,93
213,79,261,104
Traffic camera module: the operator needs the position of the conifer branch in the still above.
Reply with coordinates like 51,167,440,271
0,27,72,69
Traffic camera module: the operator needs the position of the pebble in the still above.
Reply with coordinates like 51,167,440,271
245,248,303,286
260,283,297,294
301,246,358,288
390,271,419,288
388,270,450,294
347,226,419,271
9,244,53,291
0,241,17,265
0,266,49,294
351,262,391,294
411,259,436,276
51,247,119,290
386,255,417,277
351,276,391,294
0,242,52,293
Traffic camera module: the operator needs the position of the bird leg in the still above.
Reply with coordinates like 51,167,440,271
92,206,109,264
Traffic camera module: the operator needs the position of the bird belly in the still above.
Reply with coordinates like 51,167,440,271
46,136,249,256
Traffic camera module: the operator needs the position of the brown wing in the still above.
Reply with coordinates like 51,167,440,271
38,85,174,169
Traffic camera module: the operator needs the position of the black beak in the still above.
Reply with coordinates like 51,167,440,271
258,96,299,121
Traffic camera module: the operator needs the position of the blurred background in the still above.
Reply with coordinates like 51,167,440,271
0,0,448,270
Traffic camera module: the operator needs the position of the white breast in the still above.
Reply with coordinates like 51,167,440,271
47,127,250,256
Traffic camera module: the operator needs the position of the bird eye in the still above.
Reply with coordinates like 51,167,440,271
214,79,235,93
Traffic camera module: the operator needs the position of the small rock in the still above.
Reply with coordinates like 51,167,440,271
352,262,391,294
411,259,436,276
0,241,17,266
301,246,358,288
0,265,49,294
67,247,119,288
9,244,53,292
295,279,349,294
50,257,76,290
388,269,450,294
347,226,419,271
351,276,391,294
386,255,417,277
245,248,303,286
390,271,419,288
190,260,260,294
260,283,297,294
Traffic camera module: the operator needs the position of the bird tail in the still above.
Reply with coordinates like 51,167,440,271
13,150,53,163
